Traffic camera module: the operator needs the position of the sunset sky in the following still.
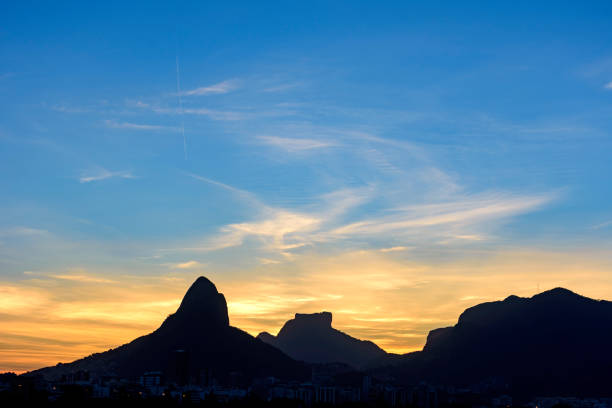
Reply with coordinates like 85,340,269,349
1,1,612,373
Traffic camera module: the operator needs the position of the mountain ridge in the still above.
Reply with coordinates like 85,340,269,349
24,279,612,397
257,311,387,369
28,276,308,384
375,286,612,397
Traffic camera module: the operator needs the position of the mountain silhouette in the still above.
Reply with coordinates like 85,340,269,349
29,277,308,384
25,282,612,397
257,312,387,368
376,287,612,397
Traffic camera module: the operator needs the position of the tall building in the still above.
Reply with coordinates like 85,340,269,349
168,349,190,386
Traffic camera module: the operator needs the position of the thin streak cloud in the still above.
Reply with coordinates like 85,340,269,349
105,120,179,131
185,172,262,206
380,246,412,253
592,220,612,230
258,136,336,152
332,194,555,237
152,106,249,121
172,260,203,269
79,168,135,183
49,274,118,284
182,79,240,96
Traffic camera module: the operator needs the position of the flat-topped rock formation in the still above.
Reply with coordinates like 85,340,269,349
258,311,387,369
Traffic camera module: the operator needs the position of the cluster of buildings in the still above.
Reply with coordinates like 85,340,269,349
2,369,612,407
261,376,438,407
0,368,442,406
0,367,493,407
528,398,612,408
132,363,442,407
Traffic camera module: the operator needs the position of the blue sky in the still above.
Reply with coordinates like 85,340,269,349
1,1,612,371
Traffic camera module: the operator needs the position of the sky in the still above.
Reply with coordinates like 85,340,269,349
1,1,612,373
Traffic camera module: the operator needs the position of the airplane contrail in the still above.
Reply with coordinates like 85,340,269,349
175,54,187,160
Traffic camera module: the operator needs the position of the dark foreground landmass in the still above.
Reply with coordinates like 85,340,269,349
5,276,612,407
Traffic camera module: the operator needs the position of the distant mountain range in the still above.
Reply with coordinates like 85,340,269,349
375,287,612,397
26,276,612,397
29,277,308,383
257,312,386,368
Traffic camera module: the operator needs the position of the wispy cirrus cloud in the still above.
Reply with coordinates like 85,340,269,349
185,172,262,208
48,274,117,284
331,193,555,237
105,120,180,131
182,79,240,96
172,260,203,269
181,108,248,121
262,82,303,93
186,207,324,254
156,117,561,260
151,106,249,121
380,246,412,253
604,81,612,90
217,210,322,252
182,175,372,253
459,295,488,302
0,227,49,237
183,171,555,257
257,135,336,152
79,168,135,183
592,220,612,230
51,105,91,114
21,270,118,284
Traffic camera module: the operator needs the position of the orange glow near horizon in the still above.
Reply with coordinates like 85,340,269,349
1,249,611,374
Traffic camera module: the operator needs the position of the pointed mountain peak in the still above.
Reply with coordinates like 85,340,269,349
32,275,308,382
172,276,229,326
182,276,219,298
